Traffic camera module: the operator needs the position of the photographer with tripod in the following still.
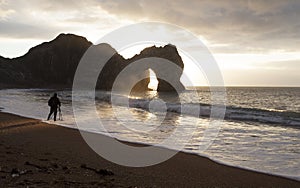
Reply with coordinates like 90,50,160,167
47,93,61,121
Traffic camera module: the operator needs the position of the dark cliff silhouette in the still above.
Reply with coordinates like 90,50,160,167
0,33,185,92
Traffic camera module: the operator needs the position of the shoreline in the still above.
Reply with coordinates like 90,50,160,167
0,111,299,187
1,105,299,181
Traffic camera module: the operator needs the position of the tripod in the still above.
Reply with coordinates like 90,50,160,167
58,107,63,121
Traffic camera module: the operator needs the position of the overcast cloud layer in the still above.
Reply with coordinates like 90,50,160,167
98,0,300,53
1,0,300,53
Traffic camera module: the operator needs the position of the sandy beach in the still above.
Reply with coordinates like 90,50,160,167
0,111,299,187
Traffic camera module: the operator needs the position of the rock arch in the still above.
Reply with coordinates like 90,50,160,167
129,44,185,92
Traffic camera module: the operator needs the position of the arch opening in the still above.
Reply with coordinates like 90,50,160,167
148,69,158,91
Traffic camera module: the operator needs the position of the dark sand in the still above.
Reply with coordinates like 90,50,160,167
0,112,299,187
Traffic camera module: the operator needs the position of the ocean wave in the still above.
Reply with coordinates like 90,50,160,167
95,93,300,127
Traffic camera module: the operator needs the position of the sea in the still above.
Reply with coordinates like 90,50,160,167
0,87,299,180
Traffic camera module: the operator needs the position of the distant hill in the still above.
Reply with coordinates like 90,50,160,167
0,33,184,92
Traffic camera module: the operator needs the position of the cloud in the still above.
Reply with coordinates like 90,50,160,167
256,59,300,70
0,21,63,39
0,0,123,40
0,0,62,39
97,0,300,53
220,58,300,86
223,67,300,86
1,0,300,54
0,0,15,20
19,0,97,12
97,0,143,19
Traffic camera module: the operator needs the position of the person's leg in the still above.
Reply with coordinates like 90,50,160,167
47,108,54,120
53,109,57,121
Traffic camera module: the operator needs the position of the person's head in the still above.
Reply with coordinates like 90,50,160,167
53,93,57,97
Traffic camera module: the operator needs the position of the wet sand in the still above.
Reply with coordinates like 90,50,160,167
0,111,299,187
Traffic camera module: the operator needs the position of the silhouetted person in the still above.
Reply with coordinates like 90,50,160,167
47,93,61,121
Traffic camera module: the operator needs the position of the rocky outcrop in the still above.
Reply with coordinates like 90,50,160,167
130,45,185,92
18,34,92,87
0,56,28,87
0,34,185,92
0,34,92,88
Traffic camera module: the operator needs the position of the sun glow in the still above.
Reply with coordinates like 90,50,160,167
148,69,158,90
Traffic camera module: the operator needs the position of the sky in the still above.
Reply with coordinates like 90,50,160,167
0,0,299,86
